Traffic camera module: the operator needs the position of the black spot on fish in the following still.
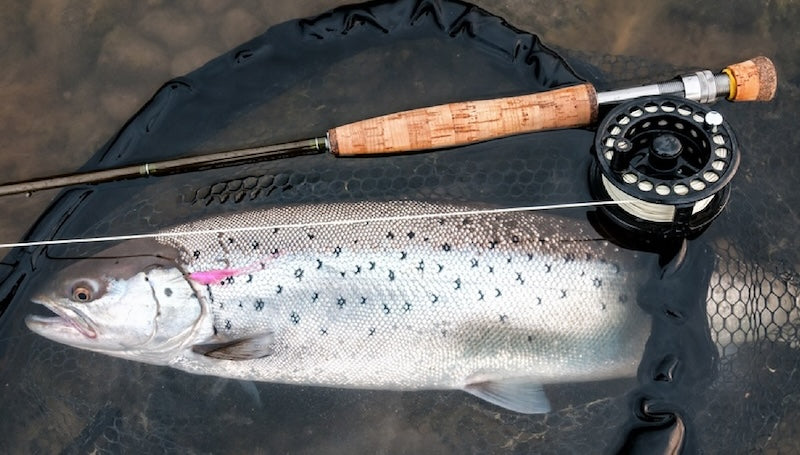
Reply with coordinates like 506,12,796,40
225,276,235,284
238,302,243,308
506,256,512,264
193,250,201,259
423,237,430,242
454,278,461,290
307,232,315,240
369,327,376,336
386,231,395,239
438,218,445,225
560,290,567,298
333,246,342,257
499,314,508,323
354,265,361,274
337,297,346,308
564,253,576,263
488,240,498,249
536,297,542,305
320,328,328,335
276,285,282,294
290,312,300,324
164,288,173,297
478,291,485,301
431,294,439,303
471,258,479,268
271,248,279,255
495,288,502,298
225,320,232,330
441,329,447,337
416,260,425,272
316,259,322,269
252,241,259,250
273,228,279,234
213,325,218,335
442,243,451,252
228,237,235,244
527,335,533,342
545,264,552,273
388,270,395,281
511,235,520,243
487,265,494,274
437,264,444,273
246,274,253,283
383,304,390,314
369,261,376,270
340,271,346,278
527,253,534,261
254,299,265,311
601,302,607,310
361,296,367,305
593,278,602,288
311,293,319,302
260,262,266,270
516,273,524,285
403,302,411,312
407,231,415,239
294,268,304,281
400,251,407,260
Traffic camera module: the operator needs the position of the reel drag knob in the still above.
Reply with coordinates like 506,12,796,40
590,96,740,239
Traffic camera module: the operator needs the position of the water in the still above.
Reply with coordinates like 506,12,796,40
0,0,798,453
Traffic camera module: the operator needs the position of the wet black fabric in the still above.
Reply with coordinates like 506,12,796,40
0,1,797,453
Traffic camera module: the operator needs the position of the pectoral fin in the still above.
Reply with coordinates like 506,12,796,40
463,376,551,414
192,332,275,360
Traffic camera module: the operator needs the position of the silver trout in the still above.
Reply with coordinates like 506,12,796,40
25,201,652,413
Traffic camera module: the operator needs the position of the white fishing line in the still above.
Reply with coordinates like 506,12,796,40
601,175,716,223
0,200,635,249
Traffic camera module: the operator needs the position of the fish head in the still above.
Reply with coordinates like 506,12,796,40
25,239,204,364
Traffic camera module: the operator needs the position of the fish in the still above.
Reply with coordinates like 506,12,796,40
25,200,654,414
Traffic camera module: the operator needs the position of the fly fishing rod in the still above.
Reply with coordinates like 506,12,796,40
0,56,775,199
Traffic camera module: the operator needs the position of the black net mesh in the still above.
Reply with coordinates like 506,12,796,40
0,0,798,453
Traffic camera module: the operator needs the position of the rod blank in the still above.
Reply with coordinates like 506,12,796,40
0,139,327,197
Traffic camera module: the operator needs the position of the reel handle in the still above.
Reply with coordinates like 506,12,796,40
328,84,598,156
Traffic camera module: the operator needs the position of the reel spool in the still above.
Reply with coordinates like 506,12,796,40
589,96,740,239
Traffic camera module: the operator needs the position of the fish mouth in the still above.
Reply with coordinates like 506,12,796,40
26,297,97,339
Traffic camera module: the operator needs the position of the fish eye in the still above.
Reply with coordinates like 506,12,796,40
71,283,94,302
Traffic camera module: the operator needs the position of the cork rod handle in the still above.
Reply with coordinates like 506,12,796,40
328,83,598,156
724,56,777,102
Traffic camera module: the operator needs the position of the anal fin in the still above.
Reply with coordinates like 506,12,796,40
463,376,551,414
192,332,275,360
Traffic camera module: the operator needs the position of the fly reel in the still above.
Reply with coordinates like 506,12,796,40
589,96,740,239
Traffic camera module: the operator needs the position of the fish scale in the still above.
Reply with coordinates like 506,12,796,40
158,201,651,393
